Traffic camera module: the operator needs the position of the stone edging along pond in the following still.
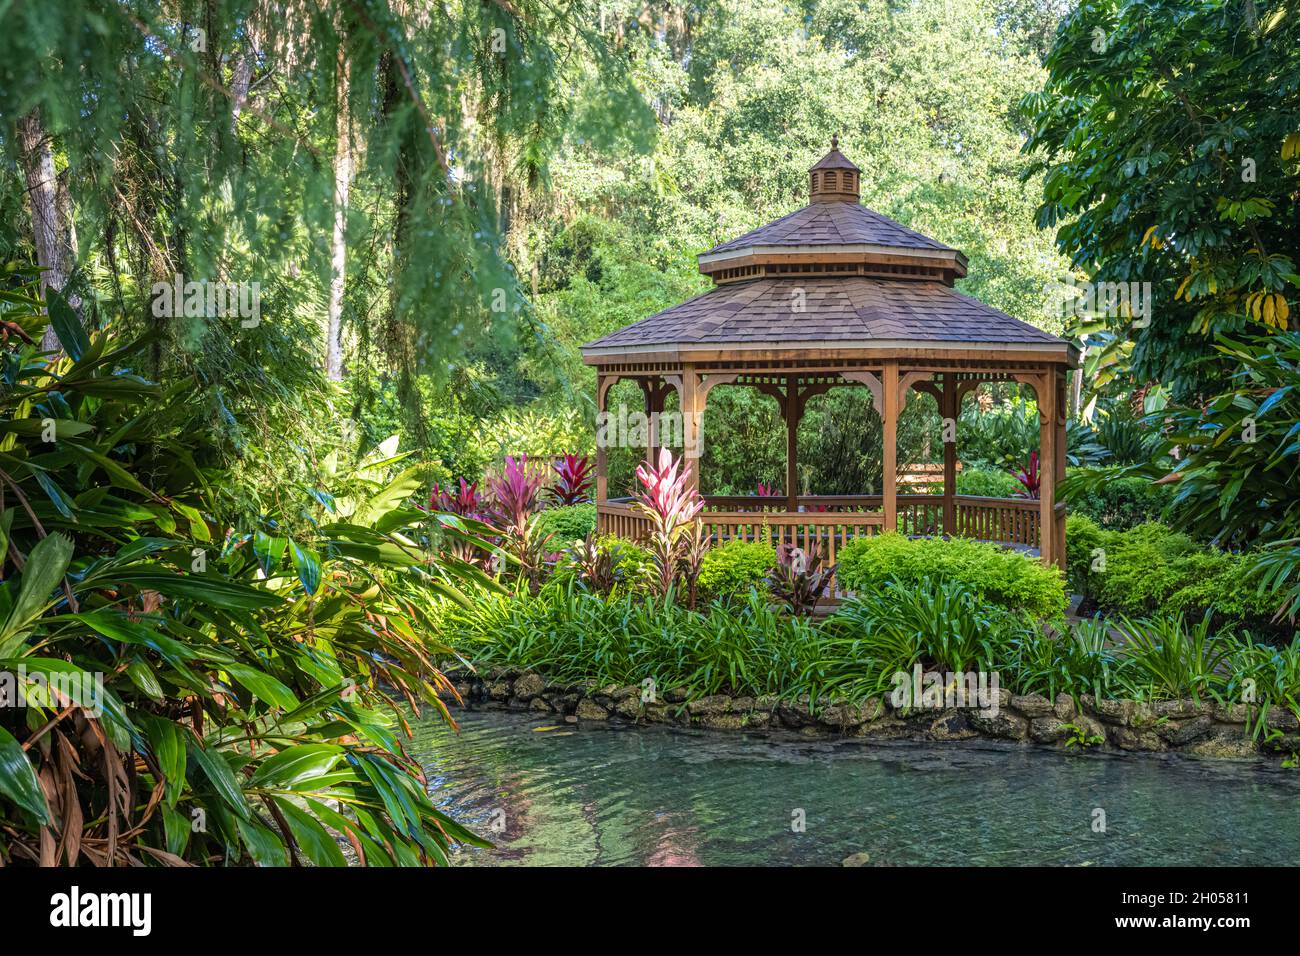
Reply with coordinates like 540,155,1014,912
439,670,1300,761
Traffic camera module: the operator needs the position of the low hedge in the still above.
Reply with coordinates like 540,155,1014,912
835,532,1067,620
1066,518,1285,635
532,503,597,544
954,468,1022,498
697,540,776,601
1088,521,1199,615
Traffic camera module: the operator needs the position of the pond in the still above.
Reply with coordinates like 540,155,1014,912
411,709,1300,867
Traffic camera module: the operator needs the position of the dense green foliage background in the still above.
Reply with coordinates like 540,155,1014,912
3,0,1300,865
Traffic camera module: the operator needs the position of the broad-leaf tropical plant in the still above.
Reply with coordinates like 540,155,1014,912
0,286,494,866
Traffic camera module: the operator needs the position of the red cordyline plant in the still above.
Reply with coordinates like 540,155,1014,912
633,448,704,596
767,544,836,616
550,453,594,505
1011,451,1041,499
429,477,486,520
756,482,780,497
487,455,554,592
487,455,547,537
423,478,498,568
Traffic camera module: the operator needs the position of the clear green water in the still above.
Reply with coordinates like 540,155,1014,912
411,710,1300,867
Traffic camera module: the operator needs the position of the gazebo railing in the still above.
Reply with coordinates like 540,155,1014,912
597,494,1041,552
701,495,882,514
597,499,885,566
700,509,886,562
953,495,1040,547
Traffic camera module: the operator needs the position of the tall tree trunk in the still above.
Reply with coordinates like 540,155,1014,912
1072,344,1087,419
17,108,79,353
230,50,253,129
326,43,352,381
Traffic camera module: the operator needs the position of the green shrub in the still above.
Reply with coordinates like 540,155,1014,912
835,532,1067,619
533,503,597,544
955,468,1022,498
1165,551,1279,622
1065,513,1106,594
548,534,654,594
1089,522,1199,615
697,540,777,600
1066,469,1171,531
1071,521,1286,635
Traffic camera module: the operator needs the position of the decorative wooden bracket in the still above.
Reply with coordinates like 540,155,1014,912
790,380,835,420
840,370,883,408
698,373,737,403
751,380,786,406
910,380,943,406
1011,372,1050,424
638,376,675,412
955,378,983,404
897,371,934,410
597,374,622,410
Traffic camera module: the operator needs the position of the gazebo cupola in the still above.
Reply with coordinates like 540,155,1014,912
582,138,1078,577
696,140,968,287
808,135,860,202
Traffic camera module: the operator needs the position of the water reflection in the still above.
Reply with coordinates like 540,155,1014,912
408,710,1300,867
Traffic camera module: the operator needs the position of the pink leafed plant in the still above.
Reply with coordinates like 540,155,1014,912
1010,451,1041,499
485,455,555,592
550,454,594,505
424,477,497,569
767,544,836,617
756,482,781,497
633,448,704,595
487,455,548,538
429,477,485,520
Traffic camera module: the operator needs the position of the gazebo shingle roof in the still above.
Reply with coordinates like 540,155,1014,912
704,202,954,256
583,277,1064,352
581,139,1071,360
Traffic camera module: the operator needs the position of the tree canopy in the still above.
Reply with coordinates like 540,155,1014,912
1023,0,1300,397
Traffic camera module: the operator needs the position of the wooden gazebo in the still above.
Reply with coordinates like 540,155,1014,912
582,139,1078,570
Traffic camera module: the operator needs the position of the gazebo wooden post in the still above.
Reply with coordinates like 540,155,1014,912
1052,368,1068,569
595,371,609,506
882,360,899,532
639,377,665,468
942,372,957,536
784,375,799,513
681,363,701,494
1037,370,1056,568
